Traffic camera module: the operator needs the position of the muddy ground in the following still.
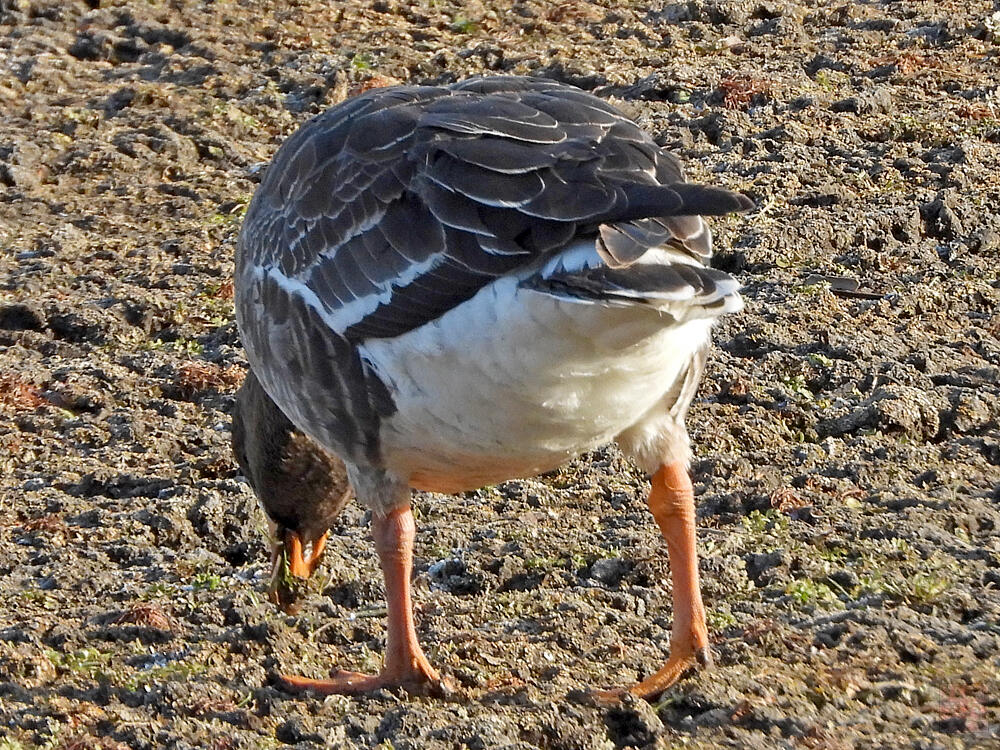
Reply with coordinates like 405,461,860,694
1,0,999,748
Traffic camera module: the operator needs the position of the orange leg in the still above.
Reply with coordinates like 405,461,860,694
594,461,711,702
277,507,448,696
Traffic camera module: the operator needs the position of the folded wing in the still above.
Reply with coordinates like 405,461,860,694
238,76,752,342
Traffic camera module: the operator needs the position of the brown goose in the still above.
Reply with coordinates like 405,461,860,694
234,76,751,699
232,370,351,612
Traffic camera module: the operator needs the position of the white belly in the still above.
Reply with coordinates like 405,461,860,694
360,276,713,492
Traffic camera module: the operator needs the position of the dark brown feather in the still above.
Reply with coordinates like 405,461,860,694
232,371,352,544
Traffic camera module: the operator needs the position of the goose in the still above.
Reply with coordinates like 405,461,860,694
234,75,752,700
232,370,351,613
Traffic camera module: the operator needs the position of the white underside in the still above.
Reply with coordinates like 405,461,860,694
359,243,729,492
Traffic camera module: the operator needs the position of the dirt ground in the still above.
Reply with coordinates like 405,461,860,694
1,0,999,748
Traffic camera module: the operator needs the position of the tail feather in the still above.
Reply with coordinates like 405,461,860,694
598,215,714,267
531,179,750,319
615,182,753,223
594,182,750,267
526,261,742,318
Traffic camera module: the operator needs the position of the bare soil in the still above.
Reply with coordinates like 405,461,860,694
1,1,999,748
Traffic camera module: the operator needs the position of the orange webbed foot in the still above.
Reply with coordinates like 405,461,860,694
276,662,453,697
276,507,455,699
589,641,712,705
590,461,713,705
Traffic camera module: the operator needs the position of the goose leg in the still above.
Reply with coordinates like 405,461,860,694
277,506,446,696
593,461,711,702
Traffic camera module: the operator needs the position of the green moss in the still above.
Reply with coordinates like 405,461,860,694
906,569,955,604
46,647,114,682
191,572,223,591
141,581,179,599
451,15,479,33
785,578,837,606
524,556,562,572
125,659,207,691
351,52,373,71
793,283,828,297
138,337,204,355
780,373,814,401
706,608,739,630
742,509,789,538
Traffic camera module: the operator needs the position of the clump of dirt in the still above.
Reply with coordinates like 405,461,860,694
1,1,998,748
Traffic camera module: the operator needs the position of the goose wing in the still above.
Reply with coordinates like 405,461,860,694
237,76,751,342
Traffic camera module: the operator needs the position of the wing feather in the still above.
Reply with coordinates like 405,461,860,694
238,76,752,343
